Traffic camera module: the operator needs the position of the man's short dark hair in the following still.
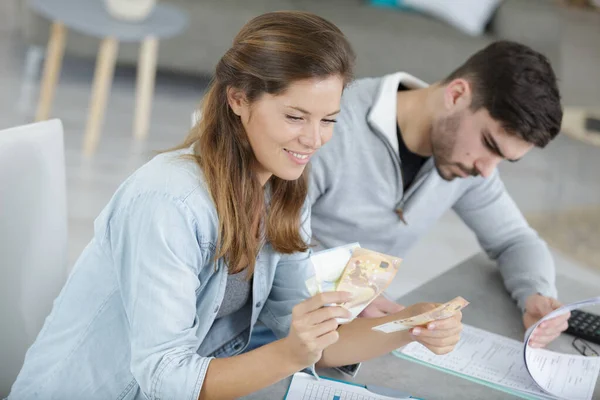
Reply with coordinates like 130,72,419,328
443,41,562,148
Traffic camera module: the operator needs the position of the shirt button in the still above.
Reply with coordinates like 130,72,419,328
214,305,219,313
255,302,262,308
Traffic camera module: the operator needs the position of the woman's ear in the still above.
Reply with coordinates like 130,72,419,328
227,86,248,117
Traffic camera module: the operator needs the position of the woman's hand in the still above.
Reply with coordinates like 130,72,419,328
402,302,464,355
283,291,352,368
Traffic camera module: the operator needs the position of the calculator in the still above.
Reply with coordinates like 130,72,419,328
566,309,600,345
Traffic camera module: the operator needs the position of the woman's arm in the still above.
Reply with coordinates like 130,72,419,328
318,302,463,368
199,339,301,400
200,292,353,400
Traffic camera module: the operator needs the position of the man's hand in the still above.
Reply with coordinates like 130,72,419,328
523,294,570,348
358,294,405,318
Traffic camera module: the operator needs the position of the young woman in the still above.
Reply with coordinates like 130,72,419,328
9,11,463,400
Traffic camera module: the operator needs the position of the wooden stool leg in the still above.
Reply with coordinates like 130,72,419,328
133,37,159,140
83,37,119,157
35,22,67,122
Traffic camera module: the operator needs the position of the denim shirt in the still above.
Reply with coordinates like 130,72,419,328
9,148,315,400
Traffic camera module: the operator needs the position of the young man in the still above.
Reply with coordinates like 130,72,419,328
309,41,568,348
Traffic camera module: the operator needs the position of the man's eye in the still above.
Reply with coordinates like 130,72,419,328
483,137,494,152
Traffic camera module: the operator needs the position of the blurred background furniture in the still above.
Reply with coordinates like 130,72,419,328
525,106,600,274
17,0,561,83
561,107,600,147
15,0,600,107
27,0,188,156
0,119,68,397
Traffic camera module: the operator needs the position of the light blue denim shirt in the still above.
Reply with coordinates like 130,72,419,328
9,148,315,400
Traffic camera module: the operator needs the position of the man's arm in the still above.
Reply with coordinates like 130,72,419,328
452,170,557,311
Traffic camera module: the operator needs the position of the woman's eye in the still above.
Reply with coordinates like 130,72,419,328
286,115,303,121
322,119,337,125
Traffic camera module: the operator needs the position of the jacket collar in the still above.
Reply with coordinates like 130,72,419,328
367,72,429,154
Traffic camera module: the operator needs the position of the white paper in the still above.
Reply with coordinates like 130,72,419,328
285,372,408,400
374,322,412,334
400,302,600,400
310,243,360,292
526,347,600,400
400,324,552,398
522,296,600,400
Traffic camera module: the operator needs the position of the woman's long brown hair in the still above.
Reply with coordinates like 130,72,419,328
174,11,354,275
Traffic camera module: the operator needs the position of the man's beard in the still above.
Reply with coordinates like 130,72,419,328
431,111,479,181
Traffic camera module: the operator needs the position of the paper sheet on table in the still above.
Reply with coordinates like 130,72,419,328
523,296,600,400
396,311,600,400
397,324,556,399
284,372,410,400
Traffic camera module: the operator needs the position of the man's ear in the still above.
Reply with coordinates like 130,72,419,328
443,78,472,111
226,86,248,117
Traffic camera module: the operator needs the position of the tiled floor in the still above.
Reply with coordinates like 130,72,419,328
1,30,599,300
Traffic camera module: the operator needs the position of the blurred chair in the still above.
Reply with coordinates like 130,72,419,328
0,119,68,397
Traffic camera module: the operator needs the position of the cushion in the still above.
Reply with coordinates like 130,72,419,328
401,0,502,36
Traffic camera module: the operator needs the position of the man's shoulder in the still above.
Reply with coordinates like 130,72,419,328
332,76,385,141
341,76,384,111
311,76,388,171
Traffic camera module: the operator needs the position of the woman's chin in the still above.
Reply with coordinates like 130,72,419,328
272,166,306,181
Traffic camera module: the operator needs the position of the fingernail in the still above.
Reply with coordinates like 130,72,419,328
412,328,421,336
428,323,436,330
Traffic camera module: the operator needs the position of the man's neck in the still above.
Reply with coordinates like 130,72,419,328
395,84,440,157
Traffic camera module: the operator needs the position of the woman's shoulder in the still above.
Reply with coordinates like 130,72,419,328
104,147,218,226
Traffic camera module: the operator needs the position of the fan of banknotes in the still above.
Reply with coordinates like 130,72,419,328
306,243,402,323
372,296,469,333
306,243,469,328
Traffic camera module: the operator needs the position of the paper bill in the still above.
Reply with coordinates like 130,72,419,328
372,296,469,333
336,248,402,323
